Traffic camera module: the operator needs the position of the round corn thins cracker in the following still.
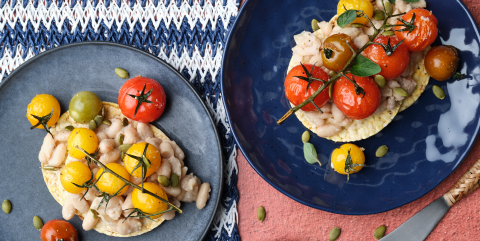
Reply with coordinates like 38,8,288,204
399,48,431,112
41,102,170,237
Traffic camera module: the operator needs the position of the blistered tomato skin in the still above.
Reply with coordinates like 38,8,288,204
331,143,365,175
60,161,92,194
26,94,61,128
40,219,79,241
131,182,169,219
332,74,381,120
425,45,459,81
67,128,99,159
284,64,331,111
322,34,357,72
362,36,410,80
337,0,373,25
118,76,167,123
69,91,103,124
395,9,438,52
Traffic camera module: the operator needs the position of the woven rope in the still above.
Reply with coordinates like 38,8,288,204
0,0,240,240
443,158,480,206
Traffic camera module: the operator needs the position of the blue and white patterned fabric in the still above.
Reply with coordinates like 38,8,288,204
0,0,240,240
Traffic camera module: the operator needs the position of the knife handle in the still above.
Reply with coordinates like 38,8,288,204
443,157,480,206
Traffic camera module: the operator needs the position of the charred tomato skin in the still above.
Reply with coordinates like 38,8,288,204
284,64,331,111
395,9,438,52
425,45,459,81
362,35,410,80
332,74,381,120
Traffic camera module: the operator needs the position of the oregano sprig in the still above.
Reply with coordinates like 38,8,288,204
30,108,54,137
344,149,364,182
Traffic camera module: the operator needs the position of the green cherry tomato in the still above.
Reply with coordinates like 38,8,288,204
69,91,103,124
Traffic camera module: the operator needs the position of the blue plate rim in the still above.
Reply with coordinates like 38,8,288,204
2,41,224,239
220,0,480,215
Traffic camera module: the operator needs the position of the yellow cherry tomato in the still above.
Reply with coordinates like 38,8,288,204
131,182,168,219
96,163,130,195
67,128,99,159
337,0,374,25
331,143,365,175
60,161,92,194
124,142,162,178
26,94,61,129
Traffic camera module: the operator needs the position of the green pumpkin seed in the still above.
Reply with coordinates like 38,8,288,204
329,71,337,78
158,175,171,187
117,133,125,145
374,75,386,88
257,206,266,222
115,68,129,79
118,144,133,152
374,10,385,21
94,115,104,127
384,2,393,15
383,30,395,36
301,131,310,143
2,200,11,214
42,166,57,171
91,209,99,219
393,87,409,97
329,227,341,241
33,216,43,230
89,119,97,130
373,225,386,240
171,173,179,188
376,145,389,157
65,125,74,131
350,23,364,28
122,117,129,127
103,119,112,126
432,85,445,100
121,151,125,160
101,107,105,117
329,82,334,98
311,19,320,32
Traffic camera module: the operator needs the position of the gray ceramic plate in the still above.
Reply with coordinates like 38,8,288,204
0,42,222,240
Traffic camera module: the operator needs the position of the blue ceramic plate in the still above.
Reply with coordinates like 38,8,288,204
222,0,480,215
0,42,222,240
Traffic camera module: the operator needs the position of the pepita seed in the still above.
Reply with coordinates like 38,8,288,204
2,200,11,214
432,85,445,100
302,131,310,143
65,125,74,131
122,117,128,127
329,227,341,241
376,145,389,157
158,175,171,187
329,82,334,98
329,71,337,78
103,119,112,126
33,216,43,230
374,75,386,88
42,166,57,171
118,133,125,145
384,2,393,15
257,206,266,222
89,119,97,130
94,115,104,127
393,87,409,97
118,144,133,152
311,19,319,32
382,30,395,36
374,10,385,21
91,209,99,219
121,151,125,160
101,107,105,117
171,173,179,188
350,23,364,28
115,68,129,79
373,225,386,240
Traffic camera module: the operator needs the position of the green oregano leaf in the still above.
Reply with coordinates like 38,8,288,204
324,48,333,59
453,72,466,80
337,10,358,28
351,55,381,77
303,143,321,166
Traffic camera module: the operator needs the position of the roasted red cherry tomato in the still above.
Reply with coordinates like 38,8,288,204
332,74,380,120
362,35,410,80
40,220,78,241
118,76,167,123
425,45,460,81
284,64,330,111
395,9,438,52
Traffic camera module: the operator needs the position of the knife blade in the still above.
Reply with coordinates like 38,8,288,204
380,196,450,241
381,157,480,241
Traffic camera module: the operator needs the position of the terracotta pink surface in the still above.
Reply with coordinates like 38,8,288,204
236,0,480,240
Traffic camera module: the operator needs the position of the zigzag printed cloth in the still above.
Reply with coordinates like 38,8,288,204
0,0,240,240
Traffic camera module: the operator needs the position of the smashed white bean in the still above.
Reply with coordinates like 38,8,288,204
156,159,172,178
123,126,141,144
82,209,99,231
159,141,174,159
112,218,142,235
54,130,71,143
162,197,180,220
318,21,332,37
315,124,341,137
145,137,162,150
47,143,67,167
331,104,346,124
99,149,121,165
122,192,135,218
99,139,116,154
69,194,90,213
96,132,108,142
161,186,182,197
196,183,211,210
168,157,182,178
137,122,154,140
292,31,322,56
39,134,55,163
105,119,123,139
62,201,76,220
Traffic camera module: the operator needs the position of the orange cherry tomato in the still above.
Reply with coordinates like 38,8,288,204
332,74,380,120
284,64,330,111
322,34,357,71
362,35,410,80
395,9,438,52
424,45,460,81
